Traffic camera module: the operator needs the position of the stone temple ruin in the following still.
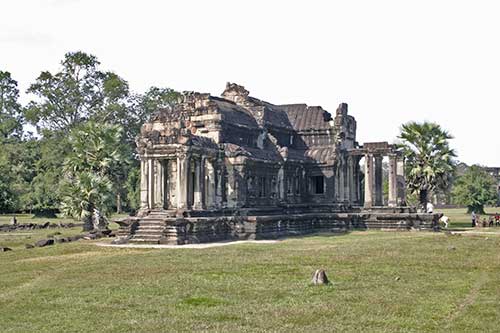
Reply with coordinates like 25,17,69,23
115,83,439,244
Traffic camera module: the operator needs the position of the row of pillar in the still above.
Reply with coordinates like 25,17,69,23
139,153,403,212
364,153,399,208
140,154,221,212
336,156,361,204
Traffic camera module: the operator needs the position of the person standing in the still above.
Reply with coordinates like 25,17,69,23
426,202,434,214
471,211,476,227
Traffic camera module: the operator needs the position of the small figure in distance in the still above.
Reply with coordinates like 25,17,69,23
426,202,434,214
439,215,450,228
495,212,500,226
471,211,477,227
489,215,494,227
482,217,487,228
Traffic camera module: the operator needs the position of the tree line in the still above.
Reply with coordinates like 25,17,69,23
1,51,497,225
0,51,179,225
397,122,498,213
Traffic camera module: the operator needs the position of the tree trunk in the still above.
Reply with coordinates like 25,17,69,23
81,208,94,231
116,193,122,214
419,189,428,208
468,204,485,215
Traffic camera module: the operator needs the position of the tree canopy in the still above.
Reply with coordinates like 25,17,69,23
0,51,180,221
0,71,23,139
398,121,456,206
24,51,129,132
452,165,498,214
61,121,131,230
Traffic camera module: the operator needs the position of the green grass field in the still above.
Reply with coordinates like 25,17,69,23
439,207,500,229
1,209,500,332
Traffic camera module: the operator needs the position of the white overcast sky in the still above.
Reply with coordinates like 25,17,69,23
1,0,499,165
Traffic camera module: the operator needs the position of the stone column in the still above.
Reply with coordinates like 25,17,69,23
277,165,285,201
226,161,237,208
338,160,345,201
215,166,223,208
200,157,206,209
139,158,148,210
147,158,155,209
333,165,339,201
176,153,189,210
206,159,216,209
154,159,164,209
352,157,359,204
168,159,176,208
397,158,407,205
388,154,398,207
193,157,203,210
345,157,351,203
374,155,383,206
364,154,374,208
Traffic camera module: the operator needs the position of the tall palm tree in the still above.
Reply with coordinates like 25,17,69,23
398,121,456,207
61,121,129,231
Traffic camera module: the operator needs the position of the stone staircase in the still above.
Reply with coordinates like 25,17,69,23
129,210,176,244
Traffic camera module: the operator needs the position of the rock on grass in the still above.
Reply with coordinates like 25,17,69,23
312,269,329,285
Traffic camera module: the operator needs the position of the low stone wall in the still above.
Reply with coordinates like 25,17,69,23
0,222,83,232
116,209,440,245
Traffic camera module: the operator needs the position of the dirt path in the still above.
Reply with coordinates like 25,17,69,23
444,272,488,328
450,230,500,236
95,239,280,249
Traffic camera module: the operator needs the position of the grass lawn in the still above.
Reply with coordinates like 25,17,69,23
438,207,500,229
1,220,500,332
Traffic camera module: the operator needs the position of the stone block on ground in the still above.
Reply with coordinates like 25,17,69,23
312,269,329,285
111,237,130,244
35,239,54,247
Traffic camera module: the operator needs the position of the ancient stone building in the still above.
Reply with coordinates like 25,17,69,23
116,83,438,244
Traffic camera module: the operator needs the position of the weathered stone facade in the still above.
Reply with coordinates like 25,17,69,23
115,83,439,244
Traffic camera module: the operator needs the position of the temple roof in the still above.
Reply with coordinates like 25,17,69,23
277,104,333,131
209,97,260,129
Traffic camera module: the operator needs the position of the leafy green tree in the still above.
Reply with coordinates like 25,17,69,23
61,121,130,230
141,86,180,113
452,165,497,214
0,136,40,213
24,51,129,132
398,122,456,207
0,71,23,139
16,51,182,217
0,159,16,212
113,86,181,146
125,167,141,212
0,71,24,212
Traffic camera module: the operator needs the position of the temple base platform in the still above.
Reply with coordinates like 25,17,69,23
113,206,441,245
